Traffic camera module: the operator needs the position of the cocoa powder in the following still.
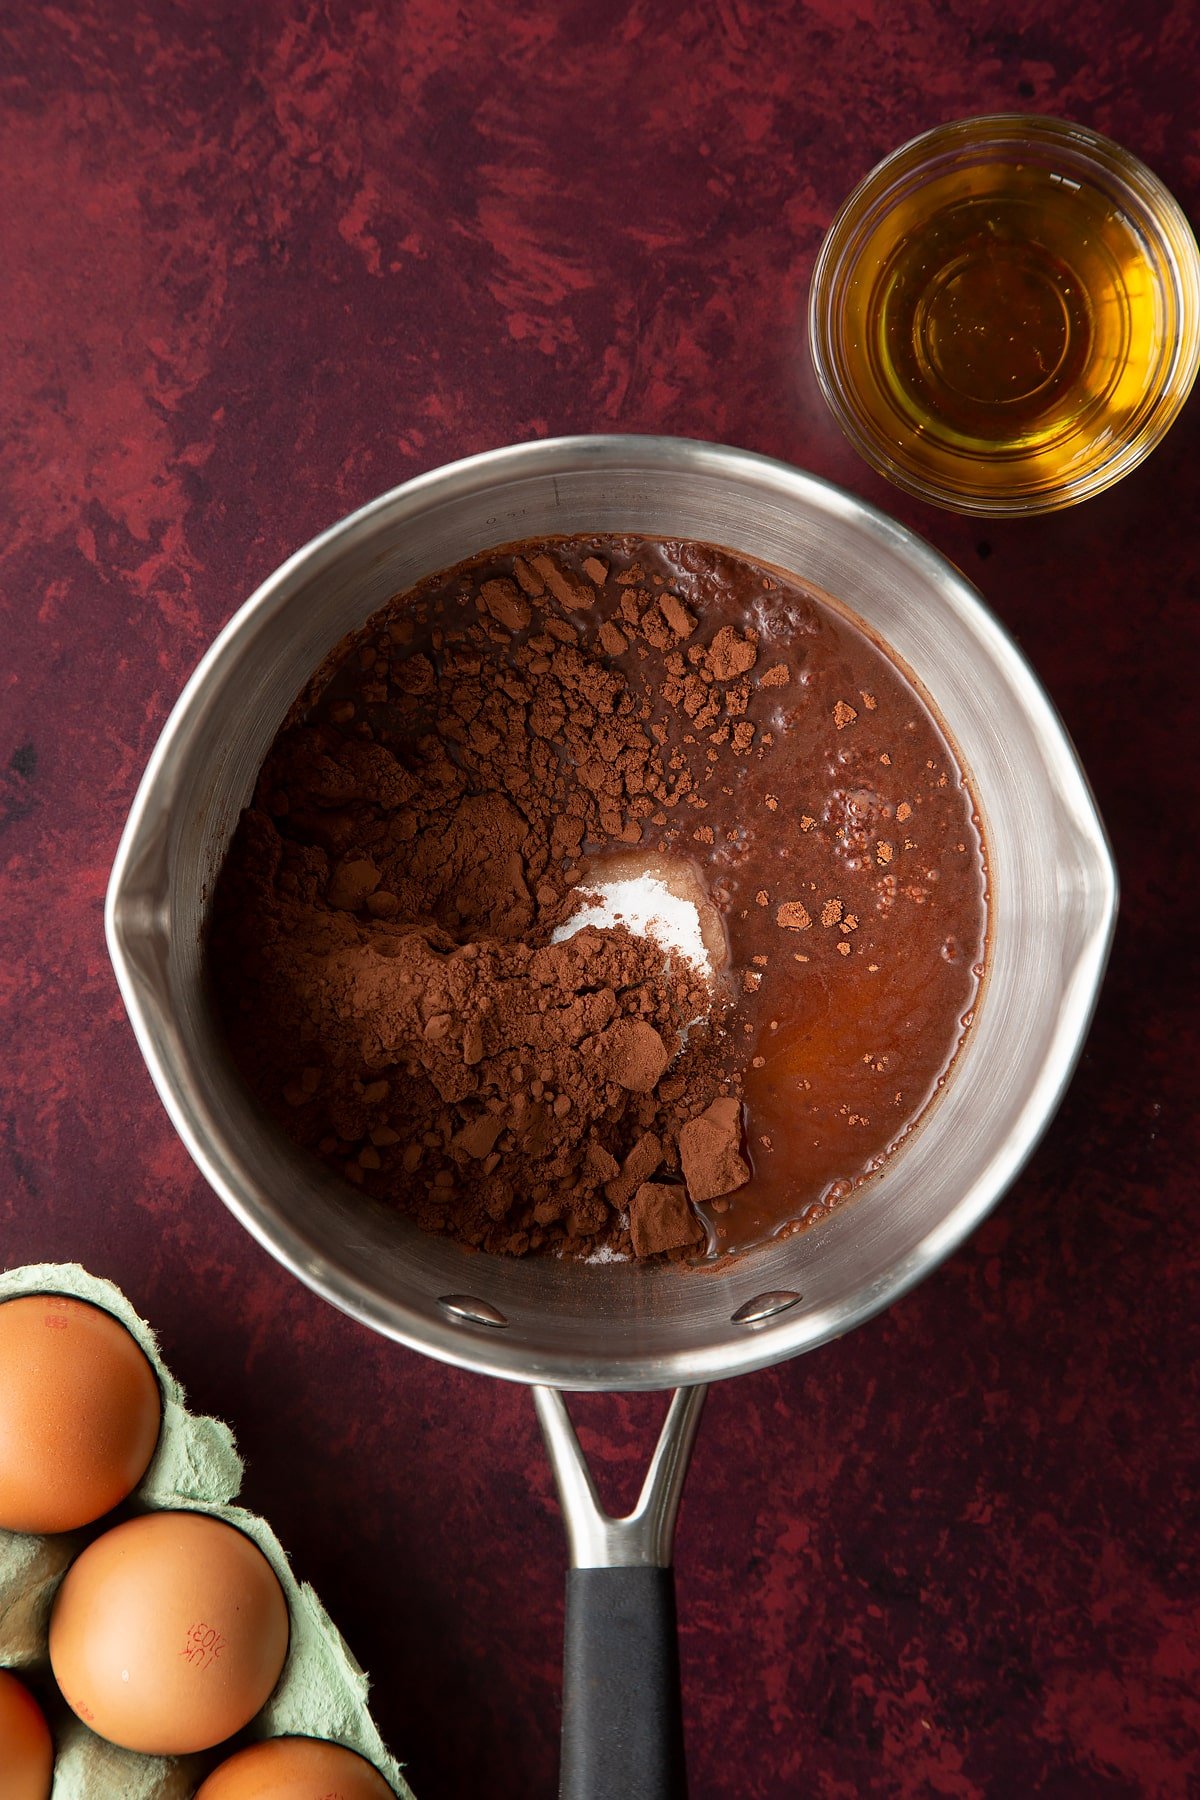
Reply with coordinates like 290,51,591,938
209,540,758,1262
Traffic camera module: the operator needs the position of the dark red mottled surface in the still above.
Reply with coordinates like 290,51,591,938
2,4,1198,1796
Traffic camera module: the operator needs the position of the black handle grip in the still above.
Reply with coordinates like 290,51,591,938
560,1564,687,1800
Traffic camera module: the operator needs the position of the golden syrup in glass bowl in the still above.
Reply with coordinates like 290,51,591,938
810,117,1200,514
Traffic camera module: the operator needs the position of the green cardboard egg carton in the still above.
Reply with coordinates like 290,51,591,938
0,1262,414,1799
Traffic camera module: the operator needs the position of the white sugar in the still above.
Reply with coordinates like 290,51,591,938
551,873,713,982
584,1242,631,1264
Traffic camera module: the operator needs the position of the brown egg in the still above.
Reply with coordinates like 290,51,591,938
0,1669,54,1800
0,1294,161,1534
48,1510,289,1755
195,1737,396,1798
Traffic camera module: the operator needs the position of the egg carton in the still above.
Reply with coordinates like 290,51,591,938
0,1263,413,1799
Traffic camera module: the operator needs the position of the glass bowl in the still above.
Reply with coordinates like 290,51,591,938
809,114,1200,515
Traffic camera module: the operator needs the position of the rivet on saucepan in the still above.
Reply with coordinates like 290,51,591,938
731,1290,803,1327
437,1294,510,1329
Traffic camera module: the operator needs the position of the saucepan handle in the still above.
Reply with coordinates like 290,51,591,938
533,1384,708,1800
561,1564,686,1799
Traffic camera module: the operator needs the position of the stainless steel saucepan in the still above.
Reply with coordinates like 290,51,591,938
106,437,1116,1797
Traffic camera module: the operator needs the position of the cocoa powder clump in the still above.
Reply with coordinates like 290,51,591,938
629,1183,703,1258
678,1097,751,1205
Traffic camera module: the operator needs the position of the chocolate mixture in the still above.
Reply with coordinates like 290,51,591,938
209,537,986,1262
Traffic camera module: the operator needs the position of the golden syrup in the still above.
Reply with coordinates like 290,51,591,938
840,162,1166,498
